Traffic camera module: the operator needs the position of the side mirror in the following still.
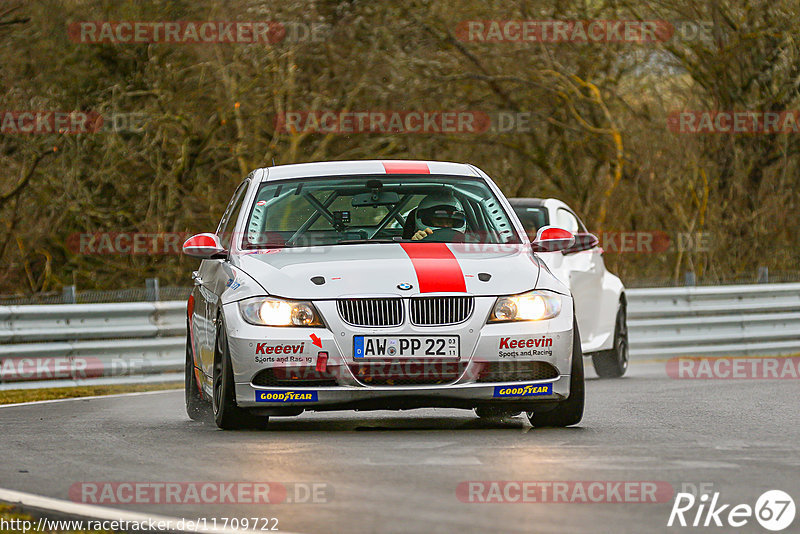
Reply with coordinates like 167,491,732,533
531,226,575,252
563,232,599,255
182,233,227,259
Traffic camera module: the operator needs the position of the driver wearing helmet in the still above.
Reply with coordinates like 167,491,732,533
411,192,467,241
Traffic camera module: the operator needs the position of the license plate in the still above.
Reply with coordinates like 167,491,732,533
353,336,459,359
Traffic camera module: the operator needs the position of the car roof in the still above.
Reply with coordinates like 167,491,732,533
257,160,480,182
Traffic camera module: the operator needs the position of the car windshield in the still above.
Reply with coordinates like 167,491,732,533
242,175,521,248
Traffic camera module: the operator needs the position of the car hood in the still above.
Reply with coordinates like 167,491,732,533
236,243,540,299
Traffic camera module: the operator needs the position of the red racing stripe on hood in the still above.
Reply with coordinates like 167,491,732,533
399,243,467,293
383,162,430,174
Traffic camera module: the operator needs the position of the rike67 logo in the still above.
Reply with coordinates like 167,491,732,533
668,489,795,531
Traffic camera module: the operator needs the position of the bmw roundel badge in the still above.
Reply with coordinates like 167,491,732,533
397,283,413,290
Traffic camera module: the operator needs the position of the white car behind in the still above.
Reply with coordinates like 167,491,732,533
510,198,628,378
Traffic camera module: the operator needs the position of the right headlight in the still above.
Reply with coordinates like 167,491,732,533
488,290,562,323
238,296,323,327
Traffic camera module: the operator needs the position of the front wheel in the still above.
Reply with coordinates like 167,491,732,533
592,301,628,378
527,320,584,427
213,324,268,430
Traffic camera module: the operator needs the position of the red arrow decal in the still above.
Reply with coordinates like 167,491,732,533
310,333,322,348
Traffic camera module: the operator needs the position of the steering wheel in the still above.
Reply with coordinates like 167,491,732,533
424,228,465,243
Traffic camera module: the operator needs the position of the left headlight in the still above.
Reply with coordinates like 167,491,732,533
238,296,324,327
488,290,562,323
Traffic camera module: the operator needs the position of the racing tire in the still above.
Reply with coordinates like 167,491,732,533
527,320,584,428
185,327,206,421
213,323,268,430
591,301,628,378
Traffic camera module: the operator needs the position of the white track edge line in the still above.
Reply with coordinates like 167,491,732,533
0,388,182,409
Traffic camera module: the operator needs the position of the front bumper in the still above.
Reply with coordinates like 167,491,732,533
238,376,569,413
223,295,574,410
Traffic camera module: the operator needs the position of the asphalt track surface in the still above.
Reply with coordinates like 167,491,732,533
1,360,798,534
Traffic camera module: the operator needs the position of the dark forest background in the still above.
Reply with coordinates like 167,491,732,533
1,0,799,295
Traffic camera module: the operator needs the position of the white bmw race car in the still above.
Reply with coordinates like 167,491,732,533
509,198,628,378
182,160,585,429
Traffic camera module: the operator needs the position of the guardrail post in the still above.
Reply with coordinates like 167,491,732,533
684,271,696,286
62,285,76,304
757,266,769,283
146,278,160,301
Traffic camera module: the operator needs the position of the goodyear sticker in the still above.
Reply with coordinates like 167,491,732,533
493,383,552,398
255,390,318,402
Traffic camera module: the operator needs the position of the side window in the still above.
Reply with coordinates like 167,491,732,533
555,208,579,233
217,180,249,249
513,206,549,237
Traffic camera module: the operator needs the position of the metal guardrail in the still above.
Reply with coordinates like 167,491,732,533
1,283,798,389
0,302,186,390
627,283,800,358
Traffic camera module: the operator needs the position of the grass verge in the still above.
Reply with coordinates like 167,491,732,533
0,501,114,533
0,382,182,405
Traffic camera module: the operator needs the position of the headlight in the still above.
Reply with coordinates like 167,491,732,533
238,296,323,327
488,290,561,322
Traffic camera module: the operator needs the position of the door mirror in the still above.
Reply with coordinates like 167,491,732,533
563,232,599,254
182,233,227,259
531,226,575,252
